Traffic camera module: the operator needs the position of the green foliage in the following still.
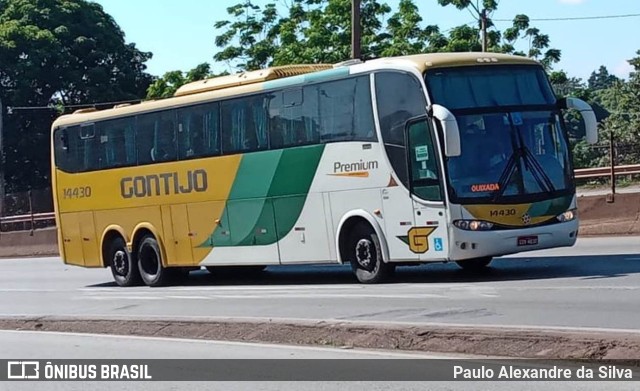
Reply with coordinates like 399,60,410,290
555,54,640,168
570,139,605,169
0,0,153,192
213,0,397,70
213,0,562,72
588,66,620,91
596,53,640,166
436,2,561,67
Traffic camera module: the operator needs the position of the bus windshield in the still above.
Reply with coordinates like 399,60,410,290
425,65,573,203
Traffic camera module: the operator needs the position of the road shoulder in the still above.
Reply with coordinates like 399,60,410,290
1,316,639,363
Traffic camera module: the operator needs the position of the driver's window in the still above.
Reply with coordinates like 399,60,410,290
407,120,443,202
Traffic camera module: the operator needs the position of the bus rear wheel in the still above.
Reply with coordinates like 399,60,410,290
137,235,169,287
346,223,393,284
455,257,493,271
108,237,141,287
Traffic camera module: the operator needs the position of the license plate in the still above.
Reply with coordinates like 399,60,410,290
517,236,538,246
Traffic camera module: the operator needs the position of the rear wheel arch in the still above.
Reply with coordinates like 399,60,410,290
100,226,129,268
131,223,167,267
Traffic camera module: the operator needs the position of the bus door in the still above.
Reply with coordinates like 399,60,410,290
381,185,419,262
160,204,194,266
406,119,449,261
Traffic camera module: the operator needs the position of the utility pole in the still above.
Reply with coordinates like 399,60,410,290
480,8,488,52
351,0,361,59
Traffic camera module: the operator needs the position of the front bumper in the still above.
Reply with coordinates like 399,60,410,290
448,219,579,261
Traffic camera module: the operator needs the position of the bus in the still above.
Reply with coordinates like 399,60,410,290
51,53,598,286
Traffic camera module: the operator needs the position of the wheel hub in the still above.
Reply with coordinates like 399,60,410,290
113,250,128,275
355,239,373,269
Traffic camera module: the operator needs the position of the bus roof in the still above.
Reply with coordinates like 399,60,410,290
173,64,333,97
52,52,540,129
367,52,539,72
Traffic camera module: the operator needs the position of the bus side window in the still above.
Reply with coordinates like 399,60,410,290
136,113,155,165
203,104,221,156
318,76,376,143
79,124,99,171
222,96,269,154
137,111,177,164
99,117,136,169
269,88,319,148
178,102,220,159
152,114,177,162
251,96,269,150
54,126,77,172
222,100,244,154
375,71,428,188
268,91,285,149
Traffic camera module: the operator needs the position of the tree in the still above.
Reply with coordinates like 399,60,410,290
214,0,563,72
214,0,395,70
0,0,153,192
378,0,435,57
588,66,620,91
597,51,640,166
437,1,561,68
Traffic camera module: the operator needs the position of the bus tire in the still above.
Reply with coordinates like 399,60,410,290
137,235,169,287
346,223,393,284
456,257,492,271
108,237,141,287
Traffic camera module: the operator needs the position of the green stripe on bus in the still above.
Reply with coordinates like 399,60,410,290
202,144,325,248
228,150,283,199
526,195,572,217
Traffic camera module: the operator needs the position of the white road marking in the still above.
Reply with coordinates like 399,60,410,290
83,293,449,300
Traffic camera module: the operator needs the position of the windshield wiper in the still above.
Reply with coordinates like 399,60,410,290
508,113,556,194
519,144,556,193
491,151,518,201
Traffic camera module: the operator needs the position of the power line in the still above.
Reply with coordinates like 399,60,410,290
494,13,640,22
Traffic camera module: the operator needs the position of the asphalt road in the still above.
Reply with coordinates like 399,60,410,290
0,331,636,391
0,236,639,330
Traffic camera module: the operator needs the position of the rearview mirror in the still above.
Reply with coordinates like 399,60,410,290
562,97,598,144
429,104,461,157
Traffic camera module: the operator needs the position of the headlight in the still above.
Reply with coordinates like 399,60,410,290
556,209,577,222
454,220,494,231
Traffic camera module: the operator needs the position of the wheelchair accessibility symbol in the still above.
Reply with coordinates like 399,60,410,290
434,238,443,252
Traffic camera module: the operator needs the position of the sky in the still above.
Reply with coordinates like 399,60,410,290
93,0,640,81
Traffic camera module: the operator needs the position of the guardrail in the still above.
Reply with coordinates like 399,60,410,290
574,164,640,179
1,165,639,230
0,212,55,233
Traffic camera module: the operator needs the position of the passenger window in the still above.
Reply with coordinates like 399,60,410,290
317,76,376,142
178,103,220,159
98,117,136,169
78,124,99,171
54,126,78,172
221,95,269,154
137,111,177,164
269,88,320,148
375,72,428,188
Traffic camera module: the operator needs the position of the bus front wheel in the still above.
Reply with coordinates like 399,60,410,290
137,235,169,287
346,223,393,284
455,257,493,271
108,237,141,287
